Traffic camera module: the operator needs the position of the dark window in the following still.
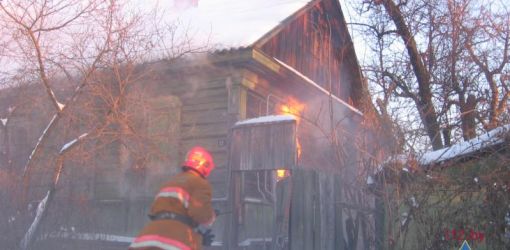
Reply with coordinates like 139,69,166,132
246,90,278,118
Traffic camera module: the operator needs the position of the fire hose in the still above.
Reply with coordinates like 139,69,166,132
198,209,232,246
197,229,215,246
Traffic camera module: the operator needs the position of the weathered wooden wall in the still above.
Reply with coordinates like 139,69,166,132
224,117,297,249
27,62,245,241
4,0,371,243
230,120,297,171
258,0,362,105
289,169,373,250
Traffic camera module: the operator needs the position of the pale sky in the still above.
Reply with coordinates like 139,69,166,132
136,0,311,48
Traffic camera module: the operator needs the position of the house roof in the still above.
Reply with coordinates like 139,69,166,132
273,57,363,116
419,124,510,166
235,114,296,127
369,124,510,184
158,0,315,49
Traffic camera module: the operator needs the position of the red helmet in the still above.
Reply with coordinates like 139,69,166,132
183,146,215,177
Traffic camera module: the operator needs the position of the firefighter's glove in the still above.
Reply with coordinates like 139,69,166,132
198,229,215,246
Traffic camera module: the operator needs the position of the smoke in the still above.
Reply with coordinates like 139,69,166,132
290,87,363,178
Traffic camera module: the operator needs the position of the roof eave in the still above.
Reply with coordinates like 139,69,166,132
246,48,363,117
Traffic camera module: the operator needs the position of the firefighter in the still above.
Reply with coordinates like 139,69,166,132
129,146,216,250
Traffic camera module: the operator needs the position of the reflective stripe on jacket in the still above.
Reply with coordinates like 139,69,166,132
129,171,215,250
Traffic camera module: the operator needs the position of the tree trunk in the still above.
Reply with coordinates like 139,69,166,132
460,94,477,139
380,0,444,149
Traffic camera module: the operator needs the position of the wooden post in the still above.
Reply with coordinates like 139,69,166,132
318,172,336,250
271,176,292,250
289,169,316,250
334,175,346,250
313,171,321,250
374,193,385,250
289,170,304,250
224,171,241,250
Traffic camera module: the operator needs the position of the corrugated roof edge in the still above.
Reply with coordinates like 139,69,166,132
211,46,251,54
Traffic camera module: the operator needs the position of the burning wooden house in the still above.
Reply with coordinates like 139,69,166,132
0,0,381,249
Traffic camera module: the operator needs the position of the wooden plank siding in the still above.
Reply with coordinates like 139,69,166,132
258,0,362,107
288,170,347,250
149,68,246,201
10,0,374,247
229,120,297,171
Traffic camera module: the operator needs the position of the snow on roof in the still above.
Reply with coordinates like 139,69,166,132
368,124,510,184
154,0,313,49
235,114,296,127
419,124,510,166
274,58,363,116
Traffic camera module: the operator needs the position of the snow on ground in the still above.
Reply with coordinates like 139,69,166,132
239,238,273,246
38,230,228,246
37,231,134,245
21,191,51,249
40,232,134,243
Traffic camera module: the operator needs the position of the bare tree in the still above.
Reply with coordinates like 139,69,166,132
463,3,510,130
351,0,510,151
0,0,209,248
340,0,510,249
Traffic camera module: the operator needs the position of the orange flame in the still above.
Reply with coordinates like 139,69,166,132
278,97,305,123
276,169,290,181
277,97,305,160
296,139,302,159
